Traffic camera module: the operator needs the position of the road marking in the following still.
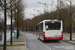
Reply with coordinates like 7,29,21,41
29,33,51,50
41,42,51,50
23,33,29,50
25,36,27,50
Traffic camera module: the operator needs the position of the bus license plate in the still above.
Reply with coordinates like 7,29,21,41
52,37,55,38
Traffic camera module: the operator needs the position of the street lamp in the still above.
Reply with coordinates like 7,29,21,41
33,9,40,15
33,9,40,23
38,2,47,13
38,2,47,19
30,14,36,31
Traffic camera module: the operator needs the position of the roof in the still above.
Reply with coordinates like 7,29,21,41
37,19,62,25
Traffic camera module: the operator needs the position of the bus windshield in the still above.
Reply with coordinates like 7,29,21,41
45,21,61,30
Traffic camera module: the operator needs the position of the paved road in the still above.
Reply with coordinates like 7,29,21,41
0,31,14,45
63,34,75,40
22,32,75,50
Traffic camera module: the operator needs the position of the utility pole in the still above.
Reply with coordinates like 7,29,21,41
3,0,7,50
10,0,12,45
70,1,72,40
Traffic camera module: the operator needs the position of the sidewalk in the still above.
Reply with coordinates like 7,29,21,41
0,34,25,50
63,38,75,45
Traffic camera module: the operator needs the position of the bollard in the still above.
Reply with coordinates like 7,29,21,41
14,29,17,42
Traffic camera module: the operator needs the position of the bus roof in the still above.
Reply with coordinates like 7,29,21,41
37,20,62,25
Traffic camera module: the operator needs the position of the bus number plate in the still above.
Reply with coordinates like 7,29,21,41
52,37,55,38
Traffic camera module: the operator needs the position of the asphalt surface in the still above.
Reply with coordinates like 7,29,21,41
63,34,75,40
22,32,75,50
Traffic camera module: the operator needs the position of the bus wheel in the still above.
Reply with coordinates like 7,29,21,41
56,40,60,42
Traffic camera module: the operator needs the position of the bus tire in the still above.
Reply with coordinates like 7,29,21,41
56,40,60,42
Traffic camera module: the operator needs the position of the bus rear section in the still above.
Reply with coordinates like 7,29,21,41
43,21,63,40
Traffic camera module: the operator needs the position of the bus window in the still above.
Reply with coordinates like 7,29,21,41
45,21,61,30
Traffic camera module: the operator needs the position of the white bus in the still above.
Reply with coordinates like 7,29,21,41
36,20,63,41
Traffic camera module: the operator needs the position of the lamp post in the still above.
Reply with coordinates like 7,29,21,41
30,14,36,31
33,9,40,22
38,2,47,19
38,2,47,13
33,9,40,15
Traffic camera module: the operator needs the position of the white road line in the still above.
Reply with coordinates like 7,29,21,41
24,33,29,50
41,42,51,50
29,33,51,50
25,36,27,50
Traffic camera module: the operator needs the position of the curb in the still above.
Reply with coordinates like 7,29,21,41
7,41,25,42
62,40,75,45
0,44,25,46
25,36,28,50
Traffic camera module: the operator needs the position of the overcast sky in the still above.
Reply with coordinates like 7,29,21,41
1,0,75,24
25,0,57,19
0,0,57,24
